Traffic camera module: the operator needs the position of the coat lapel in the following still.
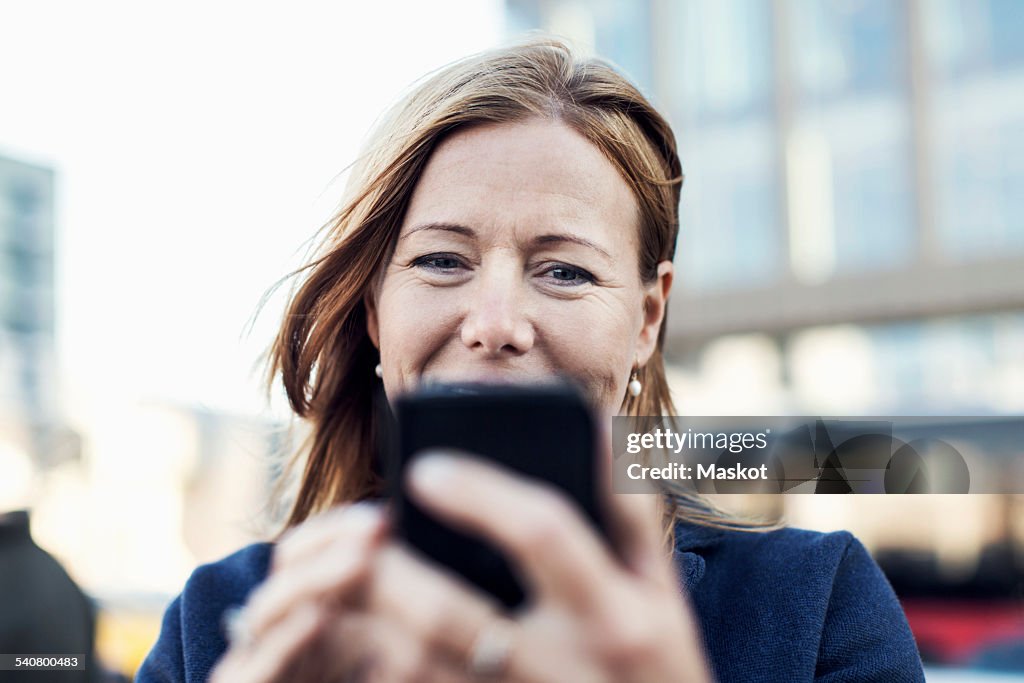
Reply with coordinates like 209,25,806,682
672,521,724,592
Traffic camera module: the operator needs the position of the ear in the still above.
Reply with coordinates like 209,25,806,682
636,260,673,365
364,290,380,350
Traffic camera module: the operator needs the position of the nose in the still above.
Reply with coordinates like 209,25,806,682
460,264,535,357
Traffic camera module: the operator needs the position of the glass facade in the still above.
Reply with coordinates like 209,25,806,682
670,0,781,290
667,0,921,287
0,156,56,419
928,0,1024,260
789,0,915,276
791,0,906,98
676,120,782,289
674,0,774,120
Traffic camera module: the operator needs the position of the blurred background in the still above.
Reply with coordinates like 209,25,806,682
1,0,1022,679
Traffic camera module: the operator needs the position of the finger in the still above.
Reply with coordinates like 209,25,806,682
325,612,406,682
246,519,384,640
602,485,673,587
330,612,478,683
247,545,373,642
362,620,477,683
406,452,618,610
211,603,323,683
367,543,502,664
272,501,387,573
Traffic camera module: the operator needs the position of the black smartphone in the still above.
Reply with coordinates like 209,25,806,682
386,381,605,609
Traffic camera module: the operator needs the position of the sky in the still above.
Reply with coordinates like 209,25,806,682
1,0,504,422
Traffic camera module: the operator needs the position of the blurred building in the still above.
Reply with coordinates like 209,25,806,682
0,156,281,674
0,154,80,474
41,400,282,677
0,155,55,416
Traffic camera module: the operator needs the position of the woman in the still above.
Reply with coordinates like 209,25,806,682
137,38,925,682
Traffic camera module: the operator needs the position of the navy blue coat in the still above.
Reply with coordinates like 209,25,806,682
136,522,925,682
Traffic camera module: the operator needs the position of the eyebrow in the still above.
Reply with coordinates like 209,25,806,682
401,222,476,239
402,222,614,261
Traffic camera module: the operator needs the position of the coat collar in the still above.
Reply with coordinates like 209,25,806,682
671,521,725,592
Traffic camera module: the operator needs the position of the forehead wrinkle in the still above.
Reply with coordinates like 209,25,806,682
504,176,640,256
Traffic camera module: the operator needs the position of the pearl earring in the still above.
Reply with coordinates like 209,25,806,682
374,363,383,378
628,365,642,397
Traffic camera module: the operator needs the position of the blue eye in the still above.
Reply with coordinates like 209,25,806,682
545,264,595,286
413,254,463,271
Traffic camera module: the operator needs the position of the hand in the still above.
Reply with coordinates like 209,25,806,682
375,452,715,683
210,454,713,682
209,502,495,682
207,503,377,682
220,504,605,682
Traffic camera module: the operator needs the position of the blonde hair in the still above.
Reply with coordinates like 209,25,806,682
266,36,763,538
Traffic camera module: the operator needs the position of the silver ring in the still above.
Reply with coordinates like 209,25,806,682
467,619,516,679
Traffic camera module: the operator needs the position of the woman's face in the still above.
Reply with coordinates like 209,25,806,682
365,118,672,419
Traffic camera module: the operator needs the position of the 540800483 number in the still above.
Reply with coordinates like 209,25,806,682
2,654,84,670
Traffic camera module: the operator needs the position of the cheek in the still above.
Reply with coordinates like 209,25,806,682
376,279,461,383
537,296,639,406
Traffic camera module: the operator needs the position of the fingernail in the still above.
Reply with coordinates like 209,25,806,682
409,452,460,492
